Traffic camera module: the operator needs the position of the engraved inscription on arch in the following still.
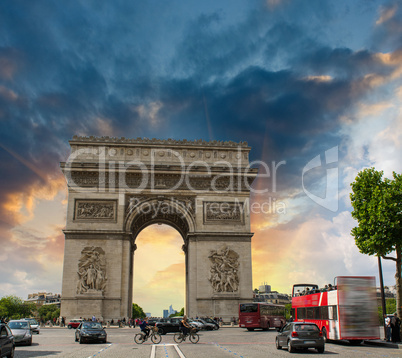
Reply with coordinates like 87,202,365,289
203,201,244,224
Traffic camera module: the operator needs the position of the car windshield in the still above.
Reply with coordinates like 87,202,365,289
8,321,29,329
294,324,319,332
26,319,38,324
83,322,103,330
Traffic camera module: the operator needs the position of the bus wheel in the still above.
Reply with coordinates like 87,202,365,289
247,328,254,331
322,327,327,343
263,324,269,331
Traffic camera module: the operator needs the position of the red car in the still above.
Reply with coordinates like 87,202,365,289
67,319,83,329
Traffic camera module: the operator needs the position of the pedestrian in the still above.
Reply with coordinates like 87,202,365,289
391,313,401,343
384,314,391,342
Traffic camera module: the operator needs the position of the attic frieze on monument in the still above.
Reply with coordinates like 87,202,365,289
68,145,250,166
66,171,256,192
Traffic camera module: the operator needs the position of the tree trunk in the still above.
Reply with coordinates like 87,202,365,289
396,245,402,318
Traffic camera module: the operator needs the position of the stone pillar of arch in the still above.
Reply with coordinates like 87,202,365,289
60,136,258,321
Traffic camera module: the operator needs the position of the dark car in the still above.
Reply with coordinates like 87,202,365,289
147,318,159,327
0,323,15,358
276,322,324,353
75,321,107,344
155,317,182,335
202,318,219,330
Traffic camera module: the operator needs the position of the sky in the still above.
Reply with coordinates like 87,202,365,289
0,0,401,317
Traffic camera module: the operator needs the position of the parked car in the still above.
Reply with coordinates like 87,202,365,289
68,319,83,329
75,321,107,344
0,322,15,358
194,318,216,330
188,319,203,330
7,320,32,346
155,317,182,335
22,318,40,334
202,317,220,330
276,322,324,353
147,318,159,327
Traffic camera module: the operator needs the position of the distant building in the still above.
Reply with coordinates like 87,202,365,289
168,305,177,316
25,292,61,308
377,286,396,299
253,284,290,305
259,284,271,293
145,312,152,317
163,310,169,318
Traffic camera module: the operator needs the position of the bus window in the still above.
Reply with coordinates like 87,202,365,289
297,307,306,319
239,303,258,313
320,306,329,320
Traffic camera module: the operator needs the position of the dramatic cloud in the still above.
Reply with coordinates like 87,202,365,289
0,0,401,314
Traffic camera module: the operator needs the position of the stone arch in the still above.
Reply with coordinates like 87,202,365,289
124,196,196,242
60,136,257,322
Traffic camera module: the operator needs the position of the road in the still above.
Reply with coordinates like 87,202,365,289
14,326,401,358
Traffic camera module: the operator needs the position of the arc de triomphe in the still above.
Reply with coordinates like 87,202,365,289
60,136,258,321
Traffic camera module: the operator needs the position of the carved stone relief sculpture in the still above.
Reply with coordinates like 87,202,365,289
74,200,116,220
76,246,107,294
208,246,240,293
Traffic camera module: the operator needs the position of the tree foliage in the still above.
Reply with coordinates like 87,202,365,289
0,295,36,319
38,304,60,321
350,168,402,316
132,303,146,318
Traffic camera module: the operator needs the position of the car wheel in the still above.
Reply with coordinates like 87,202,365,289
27,337,32,346
288,340,296,353
68,325,72,329
247,328,254,331
158,328,165,335
79,336,84,344
275,337,282,350
322,327,327,343
7,346,15,358
317,346,325,353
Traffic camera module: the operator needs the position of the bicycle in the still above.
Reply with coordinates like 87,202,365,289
173,327,199,344
134,326,162,344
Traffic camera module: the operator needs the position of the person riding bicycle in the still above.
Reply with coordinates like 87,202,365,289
180,315,191,337
139,317,151,338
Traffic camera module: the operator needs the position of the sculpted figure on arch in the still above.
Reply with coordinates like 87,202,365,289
76,246,107,294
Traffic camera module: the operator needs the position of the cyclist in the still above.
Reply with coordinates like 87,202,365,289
139,317,151,339
180,315,191,337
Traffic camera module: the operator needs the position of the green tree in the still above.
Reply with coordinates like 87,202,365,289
132,303,146,319
350,168,402,316
38,304,60,322
0,295,36,319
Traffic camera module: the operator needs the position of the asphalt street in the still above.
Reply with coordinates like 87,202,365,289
13,326,401,358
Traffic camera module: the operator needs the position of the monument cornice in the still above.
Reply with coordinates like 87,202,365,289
69,135,250,149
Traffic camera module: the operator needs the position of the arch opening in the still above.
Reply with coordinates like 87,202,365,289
131,224,185,318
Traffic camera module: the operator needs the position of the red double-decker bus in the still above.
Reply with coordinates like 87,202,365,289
239,302,286,331
292,276,379,343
